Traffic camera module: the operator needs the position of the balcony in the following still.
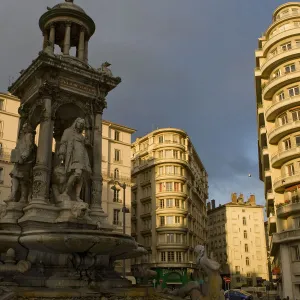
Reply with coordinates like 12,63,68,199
266,96,300,121
276,201,300,218
273,171,300,192
267,189,275,202
156,190,187,198
156,206,188,215
268,215,277,235
268,119,300,144
271,146,300,168
102,172,132,184
156,242,188,250
156,223,188,232
156,173,186,182
154,140,185,150
261,45,300,78
263,69,300,100
259,126,267,136
272,228,300,244
263,24,300,54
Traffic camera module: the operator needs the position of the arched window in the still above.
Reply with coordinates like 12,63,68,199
246,257,250,266
243,216,247,225
245,244,249,252
114,168,119,179
244,230,248,239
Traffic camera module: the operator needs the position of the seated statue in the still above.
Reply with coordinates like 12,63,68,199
56,118,91,202
5,123,36,203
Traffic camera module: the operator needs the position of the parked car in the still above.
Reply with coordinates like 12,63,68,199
224,289,253,300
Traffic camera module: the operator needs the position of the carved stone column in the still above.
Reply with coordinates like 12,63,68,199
31,84,55,204
49,23,56,53
63,22,72,55
43,30,49,50
84,39,89,63
78,27,85,61
90,96,110,226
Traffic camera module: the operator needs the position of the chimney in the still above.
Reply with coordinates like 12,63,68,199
231,193,237,204
207,202,211,211
249,194,256,205
238,193,244,203
211,199,216,209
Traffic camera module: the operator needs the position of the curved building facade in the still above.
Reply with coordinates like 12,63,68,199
255,3,300,298
131,128,208,288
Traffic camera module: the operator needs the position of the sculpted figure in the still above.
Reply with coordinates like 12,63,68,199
57,118,91,202
100,62,113,76
5,123,36,203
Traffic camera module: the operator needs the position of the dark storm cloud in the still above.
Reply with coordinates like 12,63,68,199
0,0,289,205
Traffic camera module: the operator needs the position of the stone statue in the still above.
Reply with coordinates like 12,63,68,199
100,62,113,76
57,117,91,202
163,245,223,300
5,123,36,203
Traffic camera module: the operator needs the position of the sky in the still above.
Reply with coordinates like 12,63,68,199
0,0,290,206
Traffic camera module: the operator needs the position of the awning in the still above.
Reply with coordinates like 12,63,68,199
166,282,182,285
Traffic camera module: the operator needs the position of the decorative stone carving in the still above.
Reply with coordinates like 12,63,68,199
57,118,92,202
0,201,7,219
5,123,37,204
71,201,89,219
99,62,113,76
93,97,107,114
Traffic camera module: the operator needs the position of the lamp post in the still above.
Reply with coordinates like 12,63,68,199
111,180,130,279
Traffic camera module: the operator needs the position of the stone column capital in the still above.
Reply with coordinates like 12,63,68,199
65,21,72,27
93,97,107,114
38,82,59,99
49,22,56,29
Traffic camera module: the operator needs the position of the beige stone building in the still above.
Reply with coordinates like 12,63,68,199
131,128,208,288
0,92,20,201
255,3,300,298
207,194,269,289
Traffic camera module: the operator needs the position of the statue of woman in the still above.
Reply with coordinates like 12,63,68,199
5,123,36,203
57,118,91,202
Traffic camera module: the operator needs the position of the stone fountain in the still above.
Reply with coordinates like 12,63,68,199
0,1,147,299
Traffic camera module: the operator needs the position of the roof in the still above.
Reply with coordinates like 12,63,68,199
52,0,85,14
102,119,136,134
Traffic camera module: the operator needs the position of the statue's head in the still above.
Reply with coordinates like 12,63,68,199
194,245,205,257
74,118,85,133
22,122,33,134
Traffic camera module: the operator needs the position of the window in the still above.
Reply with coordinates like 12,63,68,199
242,217,247,225
175,216,180,224
158,136,164,143
235,266,240,275
247,272,251,278
236,277,241,283
166,216,173,224
244,230,248,239
174,150,179,159
176,234,182,243
273,69,281,78
245,244,249,252
165,150,172,158
176,252,182,262
292,110,300,121
160,216,165,226
160,199,164,208
283,138,292,150
292,245,300,261
166,199,173,208
114,130,120,141
0,121,3,138
289,86,300,97
174,182,180,191
246,257,250,266
296,136,300,146
161,252,166,262
278,91,285,101
114,149,120,162
158,151,163,158
173,135,179,143
175,199,180,208
167,233,175,243
0,99,4,111
270,48,278,56
0,167,3,183
296,40,300,48
166,182,172,191
285,64,296,73
113,189,120,202
113,209,120,225
166,166,173,174
158,166,164,175
158,183,163,192
280,113,288,125
287,163,295,176
174,166,180,174
168,251,175,262
281,42,292,51
114,168,119,179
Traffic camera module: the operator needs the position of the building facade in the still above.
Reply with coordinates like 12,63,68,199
131,128,208,288
0,92,20,201
255,3,300,298
207,194,269,289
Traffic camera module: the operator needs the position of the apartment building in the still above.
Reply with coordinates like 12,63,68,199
0,92,20,201
131,128,208,288
207,193,269,289
255,3,300,298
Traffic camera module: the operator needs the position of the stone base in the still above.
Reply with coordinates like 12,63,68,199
18,203,59,223
90,206,113,231
0,201,26,230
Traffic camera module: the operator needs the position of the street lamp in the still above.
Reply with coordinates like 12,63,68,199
111,181,130,279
